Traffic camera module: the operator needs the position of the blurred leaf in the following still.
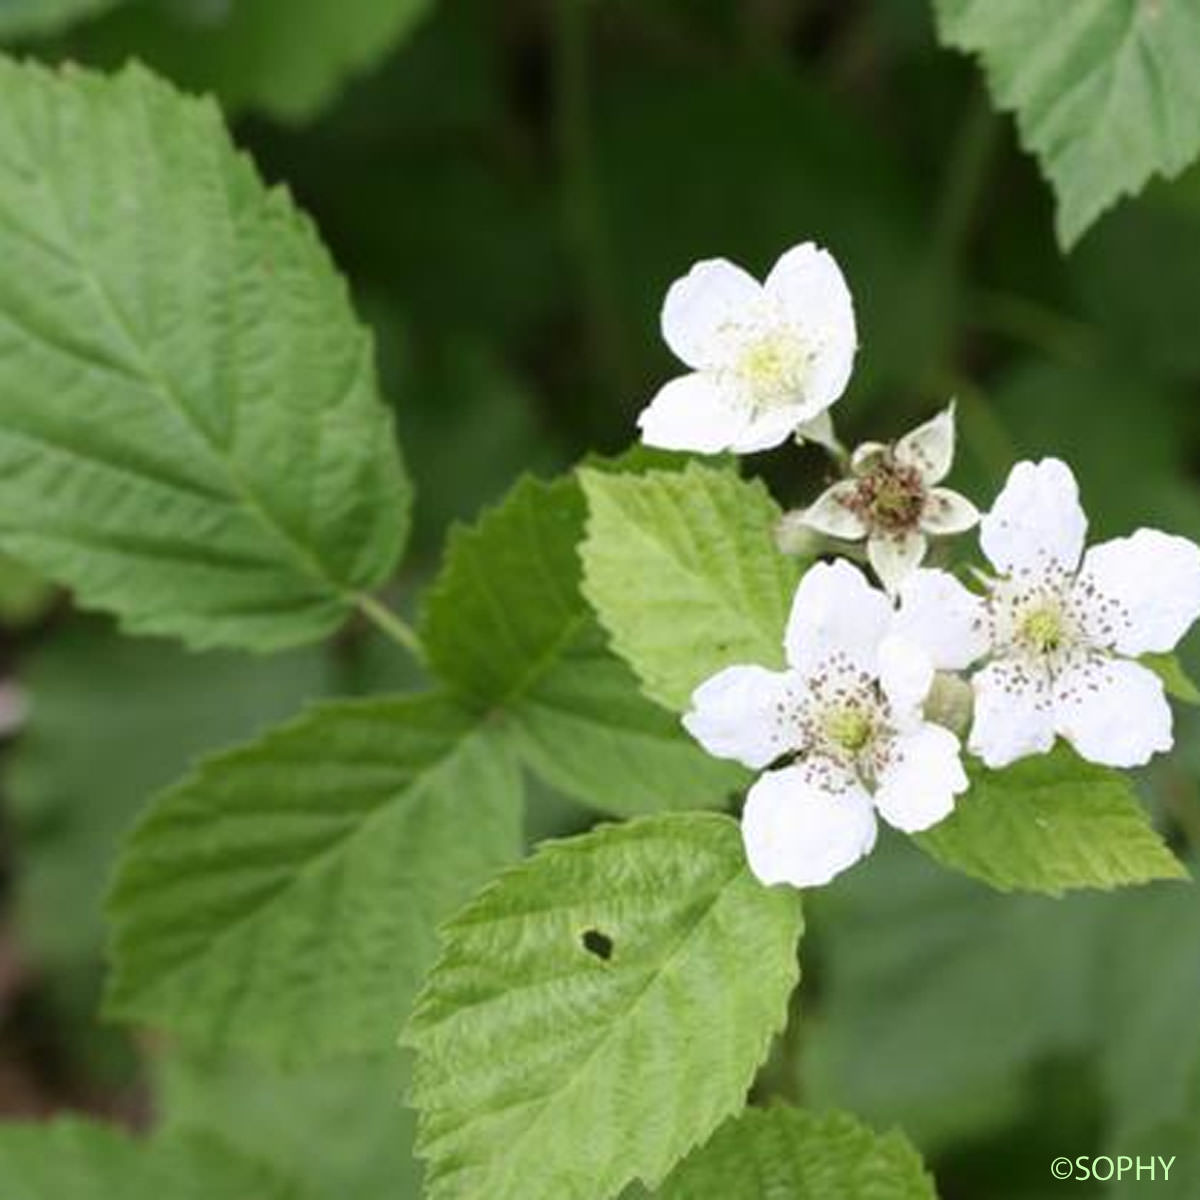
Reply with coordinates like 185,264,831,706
579,464,801,711
106,694,523,1062
966,362,1193,540
655,1106,936,1200
405,813,802,1200
0,0,123,37
72,0,434,121
421,473,744,816
380,333,565,553
161,1049,422,1200
8,622,332,970
804,835,1109,1151
1071,171,1200,379
0,550,54,627
1099,871,1200,1137
934,0,1200,246
1142,653,1200,706
0,1119,300,1199
0,60,409,651
918,746,1187,894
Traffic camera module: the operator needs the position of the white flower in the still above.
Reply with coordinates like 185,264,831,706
683,560,967,887
894,458,1200,769
801,403,979,592
638,242,857,455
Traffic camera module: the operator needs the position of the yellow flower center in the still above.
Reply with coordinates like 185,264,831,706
736,332,809,406
1021,604,1065,653
824,704,874,753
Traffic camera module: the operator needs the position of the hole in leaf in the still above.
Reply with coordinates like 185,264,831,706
581,929,614,961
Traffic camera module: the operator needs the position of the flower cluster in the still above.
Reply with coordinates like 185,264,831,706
637,242,1200,888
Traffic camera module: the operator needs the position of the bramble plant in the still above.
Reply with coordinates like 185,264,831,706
1,3,1200,1195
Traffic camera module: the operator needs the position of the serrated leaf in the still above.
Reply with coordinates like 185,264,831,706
579,464,801,711
0,60,409,651
934,0,1200,246
421,474,744,816
655,1106,937,1200
405,812,803,1200
917,745,1187,894
1143,652,1200,705
0,0,123,37
106,693,522,1062
76,0,435,121
0,1119,300,1200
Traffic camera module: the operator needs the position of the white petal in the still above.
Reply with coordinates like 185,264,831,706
730,403,815,454
849,441,888,474
637,372,748,453
968,659,1056,768
741,767,877,888
980,458,1087,576
683,665,801,770
795,408,842,453
921,487,980,536
763,242,857,411
1077,529,1200,656
801,481,868,540
893,568,989,671
868,530,927,593
877,634,934,725
784,559,892,675
873,724,966,833
660,258,762,370
1054,657,1172,768
895,403,957,484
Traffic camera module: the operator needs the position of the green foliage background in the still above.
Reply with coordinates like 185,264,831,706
0,1,1199,1197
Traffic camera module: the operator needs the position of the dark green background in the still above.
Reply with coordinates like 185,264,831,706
2,2,1198,1197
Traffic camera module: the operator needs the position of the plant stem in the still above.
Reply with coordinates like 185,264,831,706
553,0,634,407
356,593,426,664
932,88,999,267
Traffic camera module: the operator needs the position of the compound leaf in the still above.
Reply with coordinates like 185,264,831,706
421,473,744,816
579,464,800,712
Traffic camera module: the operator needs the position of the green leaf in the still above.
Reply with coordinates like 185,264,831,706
0,0,123,38
1099,870,1200,1136
421,474,744,816
917,745,1188,894
75,0,435,122
405,812,803,1200
105,693,522,1062
160,1049,423,1200
0,550,54,627
934,0,1200,246
0,1119,300,1200
1143,652,1200,705
0,60,409,651
579,464,801,711
9,621,332,971
655,1106,937,1200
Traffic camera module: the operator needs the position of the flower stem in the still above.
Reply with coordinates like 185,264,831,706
355,593,426,664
